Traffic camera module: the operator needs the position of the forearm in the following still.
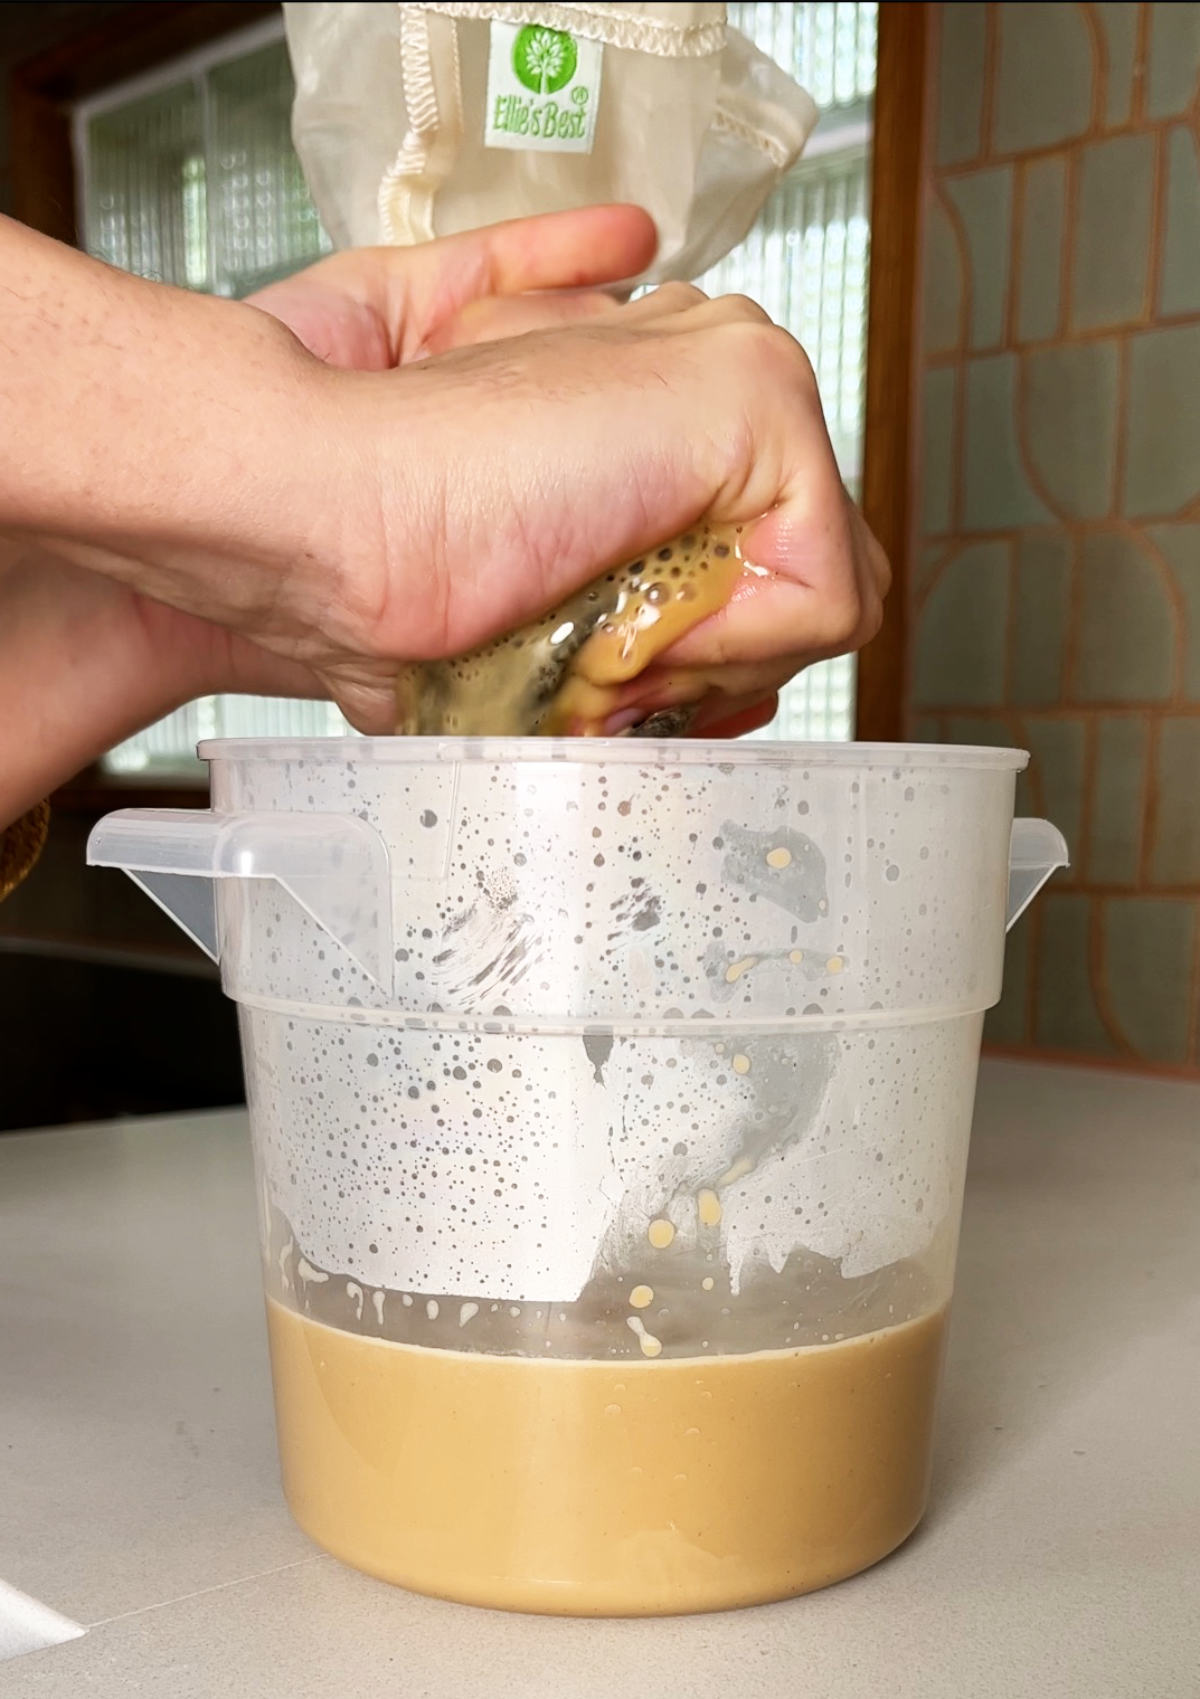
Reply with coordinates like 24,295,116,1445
0,540,210,823
0,216,329,589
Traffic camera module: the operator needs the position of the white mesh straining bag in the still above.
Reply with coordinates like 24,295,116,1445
283,2,817,283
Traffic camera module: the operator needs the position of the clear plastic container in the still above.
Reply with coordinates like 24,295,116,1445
89,739,1066,1616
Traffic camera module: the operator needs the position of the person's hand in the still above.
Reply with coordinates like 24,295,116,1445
248,205,656,370
34,275,884,735
0,212,888,822
50,280,885,736
257,278,887,733
0,206,659,819
246,218,885,740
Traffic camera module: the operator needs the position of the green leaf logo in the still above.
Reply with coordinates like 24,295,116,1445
512,25,578,95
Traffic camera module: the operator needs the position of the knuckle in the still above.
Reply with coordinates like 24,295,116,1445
816,584,865,651
709,291,772,326
649,280,708,311
870,535,893,596
859,587,885,644
726,318,818,393
783,334,819,395
721,319,782,380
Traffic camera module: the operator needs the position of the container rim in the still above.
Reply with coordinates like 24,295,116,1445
233,991,995,1036
199,736,1029,772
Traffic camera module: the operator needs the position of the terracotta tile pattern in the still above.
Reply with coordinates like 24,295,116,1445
913,2,1200,1074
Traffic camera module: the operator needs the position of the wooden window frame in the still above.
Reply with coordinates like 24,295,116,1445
9,0,925,798
857,0,926,741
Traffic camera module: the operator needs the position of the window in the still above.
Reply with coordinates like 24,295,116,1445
78,4,876,772
78,18,328,299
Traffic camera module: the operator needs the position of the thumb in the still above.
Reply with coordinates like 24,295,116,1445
404,205,658,343
419,286,621,357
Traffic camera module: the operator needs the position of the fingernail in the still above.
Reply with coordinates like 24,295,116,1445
603,706,644,736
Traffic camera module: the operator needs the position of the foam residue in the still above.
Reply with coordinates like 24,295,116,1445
237,754,1000,1306
394,523,745,737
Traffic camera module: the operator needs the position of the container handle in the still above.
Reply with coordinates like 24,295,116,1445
1007,818,1069,930
87,809,393,989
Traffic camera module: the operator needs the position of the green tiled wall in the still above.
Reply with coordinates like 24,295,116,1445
913,2,1200,1073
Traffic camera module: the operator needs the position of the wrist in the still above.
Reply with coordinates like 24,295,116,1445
54,299,337,589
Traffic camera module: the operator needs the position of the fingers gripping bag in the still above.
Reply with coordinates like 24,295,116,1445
282,2,818,285
284,4,818,735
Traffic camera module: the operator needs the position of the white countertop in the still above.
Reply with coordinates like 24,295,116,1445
1,1059,1197,1698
